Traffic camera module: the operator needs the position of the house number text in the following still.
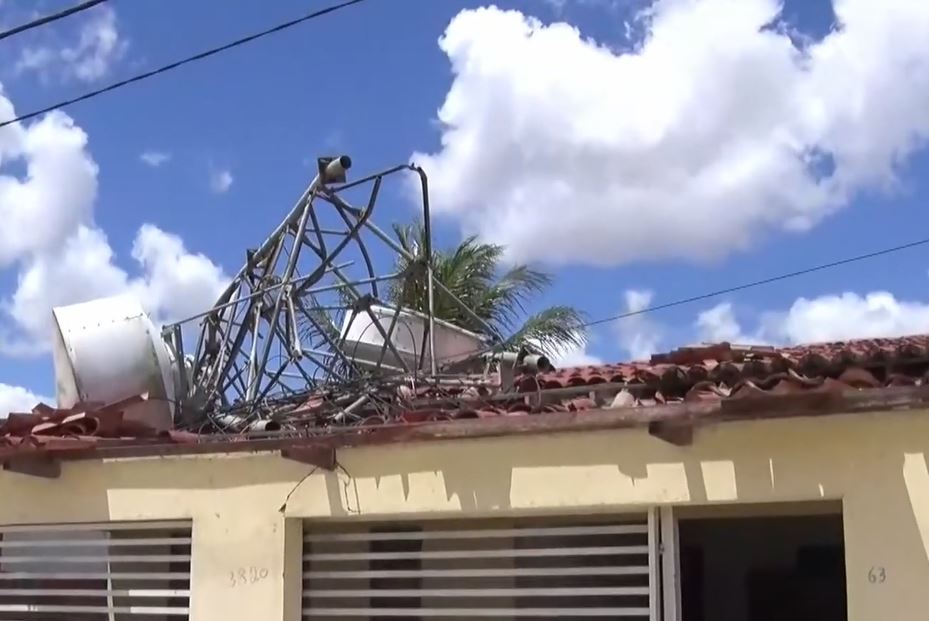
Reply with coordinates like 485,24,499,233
228,566,270,587
868,566,886,584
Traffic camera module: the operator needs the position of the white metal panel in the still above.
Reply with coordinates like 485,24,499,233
303,515,659,620
0,520,192,620
51,295,177,431
648,510,659,621
659,507,682,621
339,304,487,370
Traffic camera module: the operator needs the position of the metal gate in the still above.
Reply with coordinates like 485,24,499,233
0,520,192,620
303,512,660,619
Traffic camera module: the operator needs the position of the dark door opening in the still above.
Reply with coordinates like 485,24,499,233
678,513,847,621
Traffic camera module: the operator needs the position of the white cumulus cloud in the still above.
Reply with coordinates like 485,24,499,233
617,289,661,360
16,5,126,83
140,151,171,167
4,225,228,354
0,107,98,267
695,302,762,344
128,224,228,324
210,168,233,194
4,226,133,354
695,291,929,347
0,91,227,356
548,341,603,367
769,292,929,344
0,383,51,417
415,0,929,266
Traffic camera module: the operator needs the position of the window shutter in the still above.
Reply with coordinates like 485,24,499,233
303,514,659,619
0,520,192,620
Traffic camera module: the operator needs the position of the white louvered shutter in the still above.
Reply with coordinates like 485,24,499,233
303,513,659,619
0,520,192,620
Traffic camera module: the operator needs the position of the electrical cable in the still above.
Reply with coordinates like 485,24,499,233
427,234,929,363
203,235,929,424
0,0,368,129
581,235,929,329
0,0,109,42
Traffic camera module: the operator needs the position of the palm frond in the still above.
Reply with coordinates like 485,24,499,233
475,265,552,332
386,221,587,361
389,221,428,312
501,306,589,357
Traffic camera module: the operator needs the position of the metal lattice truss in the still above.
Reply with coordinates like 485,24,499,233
163,157,499,429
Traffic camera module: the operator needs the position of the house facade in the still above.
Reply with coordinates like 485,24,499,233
3,337,929,620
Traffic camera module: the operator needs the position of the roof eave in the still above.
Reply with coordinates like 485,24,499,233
5,383,929,478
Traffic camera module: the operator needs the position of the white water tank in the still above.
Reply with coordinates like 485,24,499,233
340,305,487,372
52,295,177,431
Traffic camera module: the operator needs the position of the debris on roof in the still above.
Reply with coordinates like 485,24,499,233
0,394,198,452
6,157,929,473
5,334,929,474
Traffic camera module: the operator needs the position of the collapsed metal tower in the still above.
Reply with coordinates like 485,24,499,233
163,156,502,430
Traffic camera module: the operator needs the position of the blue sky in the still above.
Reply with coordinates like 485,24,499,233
2,0,929,408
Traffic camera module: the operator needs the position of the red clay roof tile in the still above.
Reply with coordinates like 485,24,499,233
5,333,929,460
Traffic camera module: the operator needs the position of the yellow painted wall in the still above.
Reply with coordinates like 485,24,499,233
2,409,929,620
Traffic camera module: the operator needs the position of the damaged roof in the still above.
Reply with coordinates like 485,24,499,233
5,333,929,475
531,335,929,400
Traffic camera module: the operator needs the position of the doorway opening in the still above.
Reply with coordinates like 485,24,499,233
677,509,846,621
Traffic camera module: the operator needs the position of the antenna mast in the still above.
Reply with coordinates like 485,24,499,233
163,156,498,431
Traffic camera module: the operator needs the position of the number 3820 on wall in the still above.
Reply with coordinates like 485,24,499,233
228,566,270,587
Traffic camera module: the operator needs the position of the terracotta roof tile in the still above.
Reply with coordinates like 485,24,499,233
5,334,929,462
1,395,164,456
530,334,929,392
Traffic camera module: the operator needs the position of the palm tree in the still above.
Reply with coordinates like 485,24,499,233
389,222,588,358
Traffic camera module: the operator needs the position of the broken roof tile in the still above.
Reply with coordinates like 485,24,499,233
5,333,929,460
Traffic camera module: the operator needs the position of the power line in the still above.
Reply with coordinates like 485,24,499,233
432,234,929,362
2,1,109,42
0,0,368,129
0,0,109,42
582,236,929,328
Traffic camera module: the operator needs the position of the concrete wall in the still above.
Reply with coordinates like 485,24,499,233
2,409,929,620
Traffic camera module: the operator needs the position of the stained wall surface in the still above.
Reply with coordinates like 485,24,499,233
2,410,928,620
